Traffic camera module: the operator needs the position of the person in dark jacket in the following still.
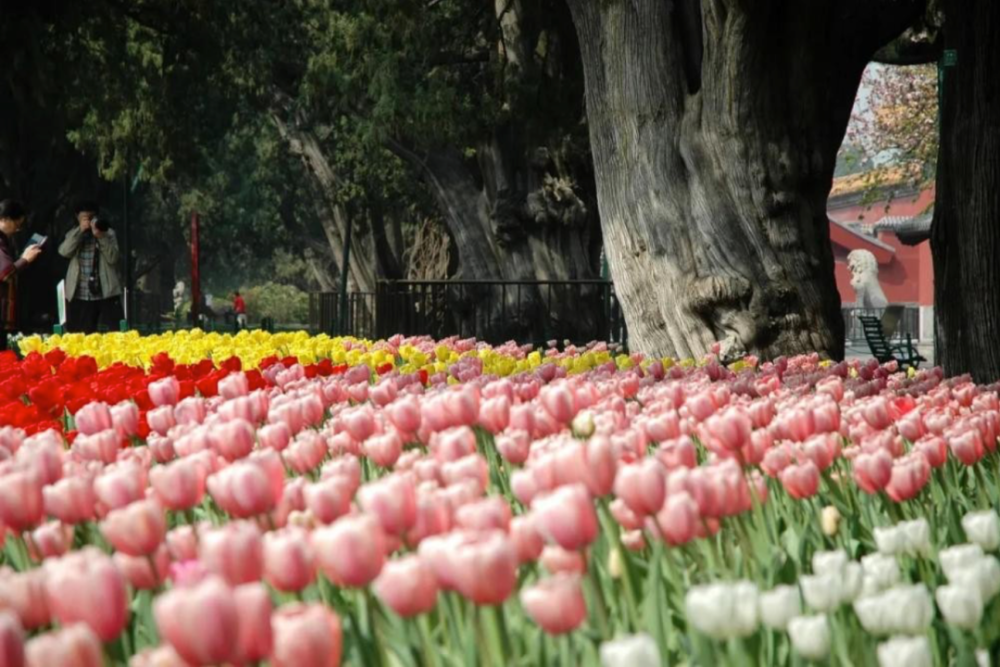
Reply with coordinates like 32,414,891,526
0,200,42,349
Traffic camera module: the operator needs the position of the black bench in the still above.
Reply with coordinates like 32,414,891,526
858,314,926,370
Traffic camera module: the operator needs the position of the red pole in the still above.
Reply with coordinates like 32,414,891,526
191,211,201,325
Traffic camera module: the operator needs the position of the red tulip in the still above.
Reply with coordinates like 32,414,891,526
779,461,820,500
0,568,50,630
74,402,113,436
25,624,103,667
100,499,166,557
270,603,342,667
0,610,24,667
150,458,205,511
44,548,129,641
235,583,273,663
374,555,439,617
199,521,264,585
155,576,238,665
312,514,387,587
0,469,43,532
885,453,931,502
520,574,587,635
853,449,893,494
264,527,316,593
531,484,598,551
613,458,666,516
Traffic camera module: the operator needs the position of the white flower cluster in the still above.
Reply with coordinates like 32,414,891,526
859,553,901,597
936,542,1000,630
684,581,759,640
874,518,932,557
853,585,934,636
599,634,660,667
962,510,1000,552
799,549,863,612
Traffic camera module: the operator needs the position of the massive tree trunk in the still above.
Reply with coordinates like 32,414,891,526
565,0,924,359
931,0,1000,382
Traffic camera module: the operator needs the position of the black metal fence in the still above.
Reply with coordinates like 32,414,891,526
310,280,628,347
842,306,921,342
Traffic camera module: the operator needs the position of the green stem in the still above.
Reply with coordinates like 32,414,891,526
417,614,440,667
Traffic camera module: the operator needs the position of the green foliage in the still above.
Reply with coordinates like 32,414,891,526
243,282,310,325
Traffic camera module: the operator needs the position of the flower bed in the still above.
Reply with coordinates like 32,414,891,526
0,335,998,666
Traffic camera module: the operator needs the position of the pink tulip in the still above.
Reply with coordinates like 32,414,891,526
219,372,249,400
531,485,599,551
656,437,698,470
358,474,418,537
0,568,50,630
0,611,24,667
129,645,192,667
863,397,893,430
199,521,264,585
264,527,316,593
212,419,256,462
853,449,893,494
478,396,510,434
455,496,512,533
147,406,177,436
914,435,948,468
406,493,452,547
430,427,478,463
16,435,63,486
74,402,114,436
369,380,398,407
312,514,387,587
149,377,181,408
150,458,205,511
25,624,103,667
100,499,166,557
450,531,518,606
235,583,273,663
222,397,260,426
520,574,587,635
949,429,985,466
703,407,752,453
342,406,377,442
165,526,199,562
613,458,666,516
114,545,169,590
511,470,540,506
540,384,575,423
496,430,531,465
28,522,73,561
148,434,177,463
207,461,277,518
155,576,238,665
364,431,403,468
285,431,328,474
174,396,208,426
509,404,536,435
258,422,292,452
110,402,140,438
270,603,342,667
777,407,816,442
72,430,121,464
440,453,489,494
168,560,211,588
582,435,618,497
386,396,421,434
374,556,439,617
509,516,545,564
885,453,931,502
44,548,129,641
442,386,480,427
655,491,700,546
609,498,644,531
779,461,820,500
643,412,682,442
540,546,587,575
0,469,43,532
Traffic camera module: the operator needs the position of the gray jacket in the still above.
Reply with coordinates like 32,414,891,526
58,227,122,301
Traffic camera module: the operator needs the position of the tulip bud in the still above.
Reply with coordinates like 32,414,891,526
787,614,830,661
820,505,840,537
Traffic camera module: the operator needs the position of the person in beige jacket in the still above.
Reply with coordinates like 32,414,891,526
58,200,122,333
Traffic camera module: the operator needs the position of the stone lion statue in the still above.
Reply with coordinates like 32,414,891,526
847,249,888,309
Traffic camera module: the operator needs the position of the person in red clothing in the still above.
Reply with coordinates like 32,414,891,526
233,291,247,329
0,200,43,350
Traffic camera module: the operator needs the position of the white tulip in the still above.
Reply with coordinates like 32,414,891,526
874,525,906,555
685,581,759,640
949,556,1000,603
759,585,801,631
571,410,596,439
861,553,901,592
599,634,660,667
852,585,934,636
812,549,849,576
877,636,932,667
977,649,990,667
874,520,931,557
963,510,1000,551
940,544,986,580
788,615,830,661
935,584,984,630
800,562,863,611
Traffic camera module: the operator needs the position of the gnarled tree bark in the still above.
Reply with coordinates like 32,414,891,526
931,0,1000,382
565,0,925,359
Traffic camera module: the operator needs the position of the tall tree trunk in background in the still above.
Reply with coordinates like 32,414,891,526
932,0,1000,382
565,0,924,360
387,0,603,342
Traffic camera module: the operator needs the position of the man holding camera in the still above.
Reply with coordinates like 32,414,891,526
59,200,123,333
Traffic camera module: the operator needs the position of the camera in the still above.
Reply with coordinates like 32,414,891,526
93,217,110,232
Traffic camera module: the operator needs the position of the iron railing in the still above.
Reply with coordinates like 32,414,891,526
842,306,921,342
309,292,377,339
